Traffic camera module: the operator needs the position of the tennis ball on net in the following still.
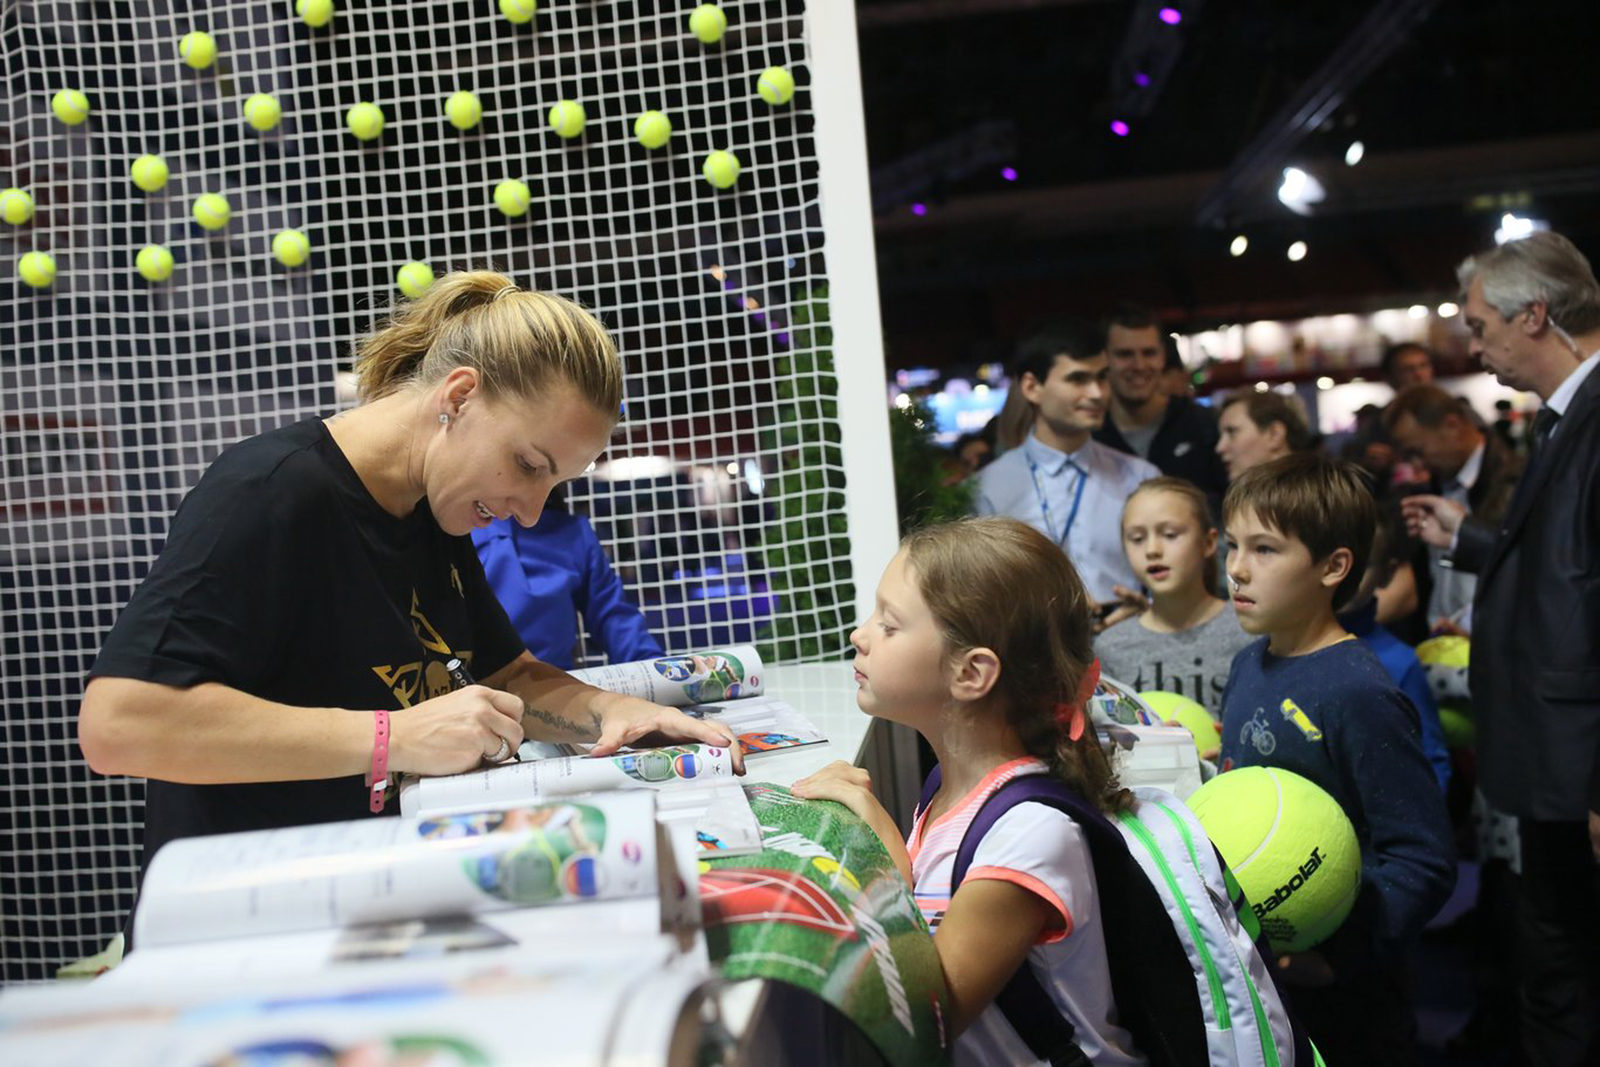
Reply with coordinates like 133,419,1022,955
135,244,174,283
272,229,311,268
701,150,741,189
1138,690,1221,757
1,188,35,225
756,66,795,106
688,4,726,44
493,179,532,218
52,89,90,126
1188,765,1361,954
397,261,435,298
445,90,483,131
179,31,218,70
130,155,169,192
244,93,282,131
296,0,335,28
19,251,57,288
499,0,537,24
192,192,232,231
547,100,586,139
346,102,385,141
633,110,672,150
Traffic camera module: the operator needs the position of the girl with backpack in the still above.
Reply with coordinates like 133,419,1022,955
793,516,1146,1065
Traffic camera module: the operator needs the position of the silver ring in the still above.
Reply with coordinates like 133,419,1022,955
487,737,511,762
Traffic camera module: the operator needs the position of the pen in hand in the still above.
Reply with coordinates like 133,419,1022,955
446,656,520,763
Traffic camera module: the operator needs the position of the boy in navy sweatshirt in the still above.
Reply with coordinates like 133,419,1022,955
1218,453,1455,1066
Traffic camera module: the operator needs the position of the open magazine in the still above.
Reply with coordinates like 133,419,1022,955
130,790,674,953
564,645,829,760
399,743,765,857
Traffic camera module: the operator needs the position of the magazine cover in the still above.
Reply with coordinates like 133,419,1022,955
569,646,763,706
699,784,950,1067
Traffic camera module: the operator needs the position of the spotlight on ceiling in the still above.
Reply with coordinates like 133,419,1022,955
1110,119,1130,137
1287,241,1308,262
1437,302,1459,317
1229,235,1248,257
1494,213,1547,245
1277,167,1325,216
1158,7,1182,25
1344,140,1365,166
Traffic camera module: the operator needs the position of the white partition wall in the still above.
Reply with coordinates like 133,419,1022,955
0,0,894,981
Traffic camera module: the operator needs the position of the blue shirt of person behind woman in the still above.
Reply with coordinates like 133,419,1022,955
472,506,664,670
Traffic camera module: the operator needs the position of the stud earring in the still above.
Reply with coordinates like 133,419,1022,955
438,412,450,425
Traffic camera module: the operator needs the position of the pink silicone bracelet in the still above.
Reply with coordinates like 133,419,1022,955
368,710,390,814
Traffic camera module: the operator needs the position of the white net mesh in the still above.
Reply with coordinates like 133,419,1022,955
1,0,868,982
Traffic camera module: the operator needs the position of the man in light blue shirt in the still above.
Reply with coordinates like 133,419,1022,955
975,321,1159,606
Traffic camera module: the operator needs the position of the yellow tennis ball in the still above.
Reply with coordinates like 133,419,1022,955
445,91,483,131
244,93,282,131
272,229,311,268
192,192,232,231
493,179,532,218
756,66,795,106
1188,765,1361,954
346,102,385,141
633,110,672,150
547,100,586,139
130,155,169,193
688,4,727,44
1,188,35,225
499,0,537,23
1138,690,1221,757
19,251,57,288
51,89,90,126
702,150,741,189
136,244,174,283
397,261,435,298
296,0,335,28
179,31,218,70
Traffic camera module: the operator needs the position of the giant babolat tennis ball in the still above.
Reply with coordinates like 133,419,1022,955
1187,765,1361,953
1138,690,1221,757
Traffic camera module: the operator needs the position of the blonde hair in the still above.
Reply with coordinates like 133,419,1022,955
1124,477,1219,596
352,270,622,415
902,517,1129,814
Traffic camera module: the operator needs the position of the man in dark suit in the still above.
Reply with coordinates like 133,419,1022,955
1402,230,1600,1066
1384,384,1523,631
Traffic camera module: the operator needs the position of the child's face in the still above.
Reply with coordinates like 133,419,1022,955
849,550,952,725
1122,490,1216,598
1223,507,1335,637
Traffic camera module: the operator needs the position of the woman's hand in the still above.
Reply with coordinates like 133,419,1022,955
1095,584,1149,634
588,692,745,773
390,684,526,776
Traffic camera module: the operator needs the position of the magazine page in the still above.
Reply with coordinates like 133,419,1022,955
700,783,950,1067
0,938,709,1067
682,694,830,759
569,645,764,706
398,743,740,816
132,792,660,951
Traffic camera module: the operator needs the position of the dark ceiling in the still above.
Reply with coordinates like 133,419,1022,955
855,0,1600,370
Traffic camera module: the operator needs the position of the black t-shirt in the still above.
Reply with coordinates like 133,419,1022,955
90,418,526,868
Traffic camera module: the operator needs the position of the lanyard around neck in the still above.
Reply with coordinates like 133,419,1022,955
1025,452,1087,549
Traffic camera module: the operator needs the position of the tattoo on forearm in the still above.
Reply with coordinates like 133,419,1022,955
522,702,602,741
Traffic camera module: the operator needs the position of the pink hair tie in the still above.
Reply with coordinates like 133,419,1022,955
1054,659,1102,742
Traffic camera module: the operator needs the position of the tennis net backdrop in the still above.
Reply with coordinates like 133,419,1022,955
0,0,891,982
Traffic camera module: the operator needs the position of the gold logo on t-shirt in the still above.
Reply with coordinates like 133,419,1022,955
369,593,468,706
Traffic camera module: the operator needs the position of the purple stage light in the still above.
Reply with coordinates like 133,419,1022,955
1134,72,1151,87
1001,167,1018,182
911,202,927,216
1110,120,1130,137
1158,7,1181,25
